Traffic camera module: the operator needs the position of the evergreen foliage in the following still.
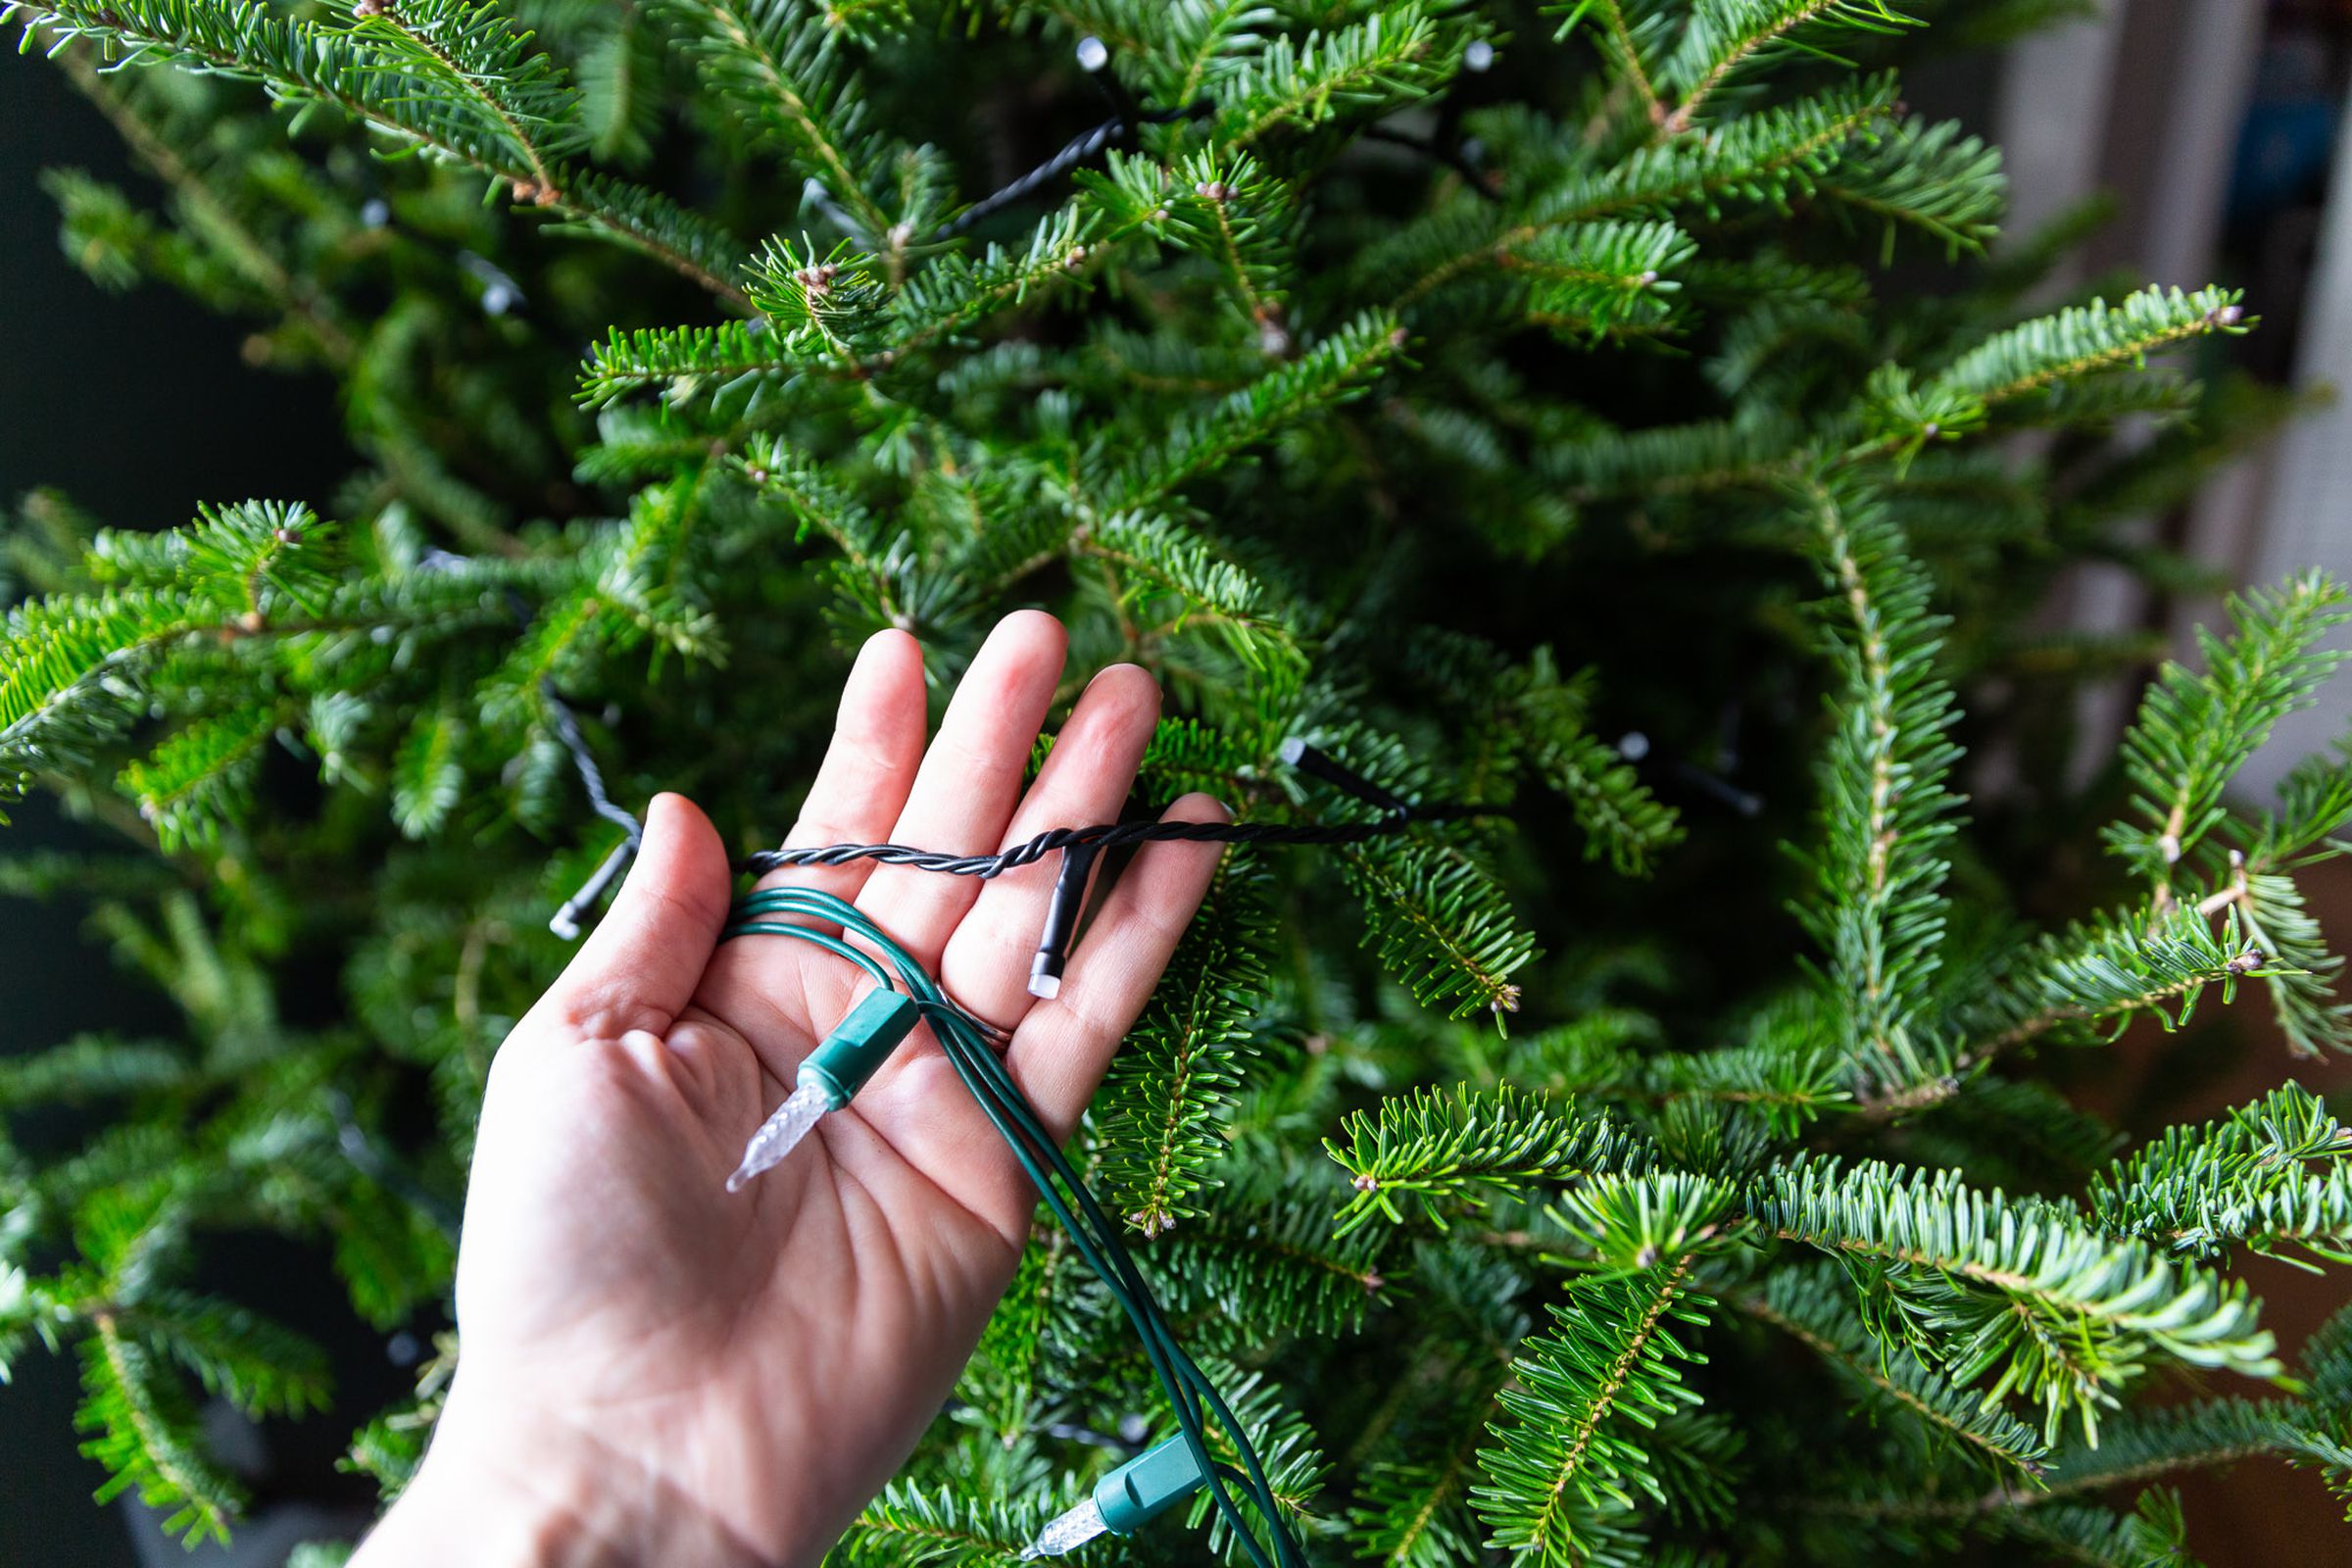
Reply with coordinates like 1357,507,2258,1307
3,0,2349,1560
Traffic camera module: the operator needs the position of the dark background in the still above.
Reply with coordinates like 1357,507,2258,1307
1,61,360,1568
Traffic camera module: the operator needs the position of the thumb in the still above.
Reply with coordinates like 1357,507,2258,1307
525,793,732,1039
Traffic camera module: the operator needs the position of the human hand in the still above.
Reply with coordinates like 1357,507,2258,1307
353,612,1226,1567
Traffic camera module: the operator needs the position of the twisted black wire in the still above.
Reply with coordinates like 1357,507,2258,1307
736,805,1491,881
540,677,647,847
937,99,1208,240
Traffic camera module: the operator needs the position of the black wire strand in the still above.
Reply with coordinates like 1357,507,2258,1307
540,676,648,845
737,804,1488,883
935,35,1209,241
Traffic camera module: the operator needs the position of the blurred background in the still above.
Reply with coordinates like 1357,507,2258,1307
3,1,2350,1561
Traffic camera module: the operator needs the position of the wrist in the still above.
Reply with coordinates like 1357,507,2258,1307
352,1383,769,1568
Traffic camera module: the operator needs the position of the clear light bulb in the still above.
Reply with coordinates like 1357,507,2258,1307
1020,1496,1108,1559
725,1078,831,1192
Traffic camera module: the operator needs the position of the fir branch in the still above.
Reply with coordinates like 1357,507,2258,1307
1742,1263,2049,1474
2088,1084,2352,1261
1096,851,1275,1236
77,1318,243,1544
391,706,466,839
0,1034,192,1106
1149,1190,1390,1342
1472,1258,1712,1564
1500,647,1683,875
112,1286,331,1418
1811,116,2005,260
1930,285,2251,410
2234,867,2352,1059
2104,571,2350,892
1095,310,1405,511
13,0,749,306
1210,5,1453,149
546,170,753,307
1561,0,1668,126
1756,1154,2279,1437
118,705,281,851
1338,838,1539,1023
1349,1420,1494,1568
1393,76,1894,314
579,319,846,408
1326,1084,1653,1235
1166,148,1297,340
347,0,586,194
832,1478,1047,1566
735,437,906,625
2240,740,2352,872
1530,74,1899,226
1869,906,2264,1119
657,0,895,241
1792,476,1963,1094
1650,1050,1851,1129
1506,220,1696,340
1153,0,1272,110
0,588,206,805
1081,513,1302,677
2034,1396,2352,1504
1540,412,1805,504
888,202,1098,356
1662,2,1919,135
740,235,886,359
576,3,662,166
1987,1491,2199,1568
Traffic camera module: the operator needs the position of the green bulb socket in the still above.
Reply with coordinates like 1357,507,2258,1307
1093,1435,1208,1537
798,988,923,1109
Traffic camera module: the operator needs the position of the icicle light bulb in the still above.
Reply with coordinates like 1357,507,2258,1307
723,989,922,1191
1021,1497,1108,1560
726,1079,830,1191
1020,1436,1207,1559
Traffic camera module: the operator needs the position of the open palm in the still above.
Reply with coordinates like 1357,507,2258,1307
365,612,1223,1567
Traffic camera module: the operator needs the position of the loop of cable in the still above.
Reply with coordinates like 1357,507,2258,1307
720,885,1304,1568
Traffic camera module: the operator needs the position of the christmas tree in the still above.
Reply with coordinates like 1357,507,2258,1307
4,0,2351,1561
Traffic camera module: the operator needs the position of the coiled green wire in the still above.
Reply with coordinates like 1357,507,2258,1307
722,885,1304,1568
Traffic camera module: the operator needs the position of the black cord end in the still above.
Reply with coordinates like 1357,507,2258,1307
550,838,637,941
1028,843,1101,1000
1280,738,1412,816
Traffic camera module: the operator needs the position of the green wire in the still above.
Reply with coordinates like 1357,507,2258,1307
721,886,1302,1568
729,889,1291,1567
728,891,1285,1566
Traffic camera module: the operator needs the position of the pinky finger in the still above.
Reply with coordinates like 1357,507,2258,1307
1004,793,1229,1142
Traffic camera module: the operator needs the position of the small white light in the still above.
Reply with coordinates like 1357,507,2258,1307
1464,39,1495,72
1617,731,1651,761
1022,1496,1107,1559
728,1079,833,1192
1076,35,1109,72
1028,971,1062,1001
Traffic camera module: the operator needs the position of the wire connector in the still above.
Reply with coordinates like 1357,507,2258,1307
726,989,922,1191
800,987,924,1107
1021,1435,1209,1558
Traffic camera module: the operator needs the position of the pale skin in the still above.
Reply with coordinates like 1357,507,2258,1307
352,612,1226,1567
